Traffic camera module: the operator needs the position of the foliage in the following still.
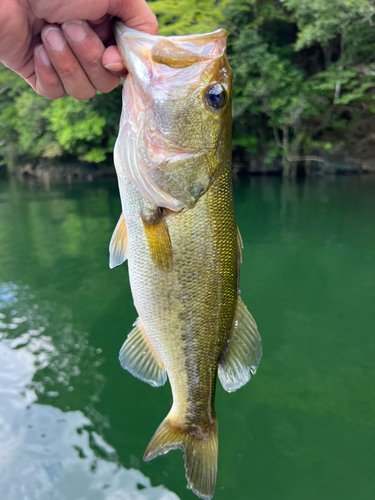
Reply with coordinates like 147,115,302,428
225,0,375,174
150,0,225,35
0,64,29,165
1,0,375,175
281,0,375,52
48,98,107,162
0,64,122,167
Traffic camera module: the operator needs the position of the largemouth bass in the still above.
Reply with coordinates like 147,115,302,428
111,22,262,500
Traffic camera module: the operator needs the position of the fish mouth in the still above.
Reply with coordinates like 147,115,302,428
114,19,227,46
113,21,228,76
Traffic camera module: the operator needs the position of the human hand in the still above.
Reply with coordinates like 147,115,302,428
0,0,158,100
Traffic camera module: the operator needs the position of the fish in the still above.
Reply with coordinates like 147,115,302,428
110,21,262,500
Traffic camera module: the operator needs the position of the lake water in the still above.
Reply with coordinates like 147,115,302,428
0,175,374,500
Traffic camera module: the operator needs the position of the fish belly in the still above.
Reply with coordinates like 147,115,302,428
120,167,237,427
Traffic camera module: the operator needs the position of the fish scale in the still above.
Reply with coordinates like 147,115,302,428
122,164,236,425
110,22,262,500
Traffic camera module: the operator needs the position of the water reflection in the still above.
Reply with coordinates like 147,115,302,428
0,282,105,419
0,176,374,500
0,282,179,500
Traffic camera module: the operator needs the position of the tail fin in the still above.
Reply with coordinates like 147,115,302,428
144,414,218,500
184,426,218,500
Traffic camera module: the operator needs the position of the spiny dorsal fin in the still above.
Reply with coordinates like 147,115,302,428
144,414,218,500
109,213,127,269
141,210,172,272
218,297,262,393
119,318,167,387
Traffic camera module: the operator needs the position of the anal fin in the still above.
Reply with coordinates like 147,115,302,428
218,297,262,392
109,213,127,269
119,318,167,387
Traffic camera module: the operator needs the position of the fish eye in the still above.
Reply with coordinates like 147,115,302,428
205,84,226,110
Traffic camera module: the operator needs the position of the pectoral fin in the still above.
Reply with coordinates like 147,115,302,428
119,318,167,387
218,297,262,393
109,213,127,269
141,210,173,272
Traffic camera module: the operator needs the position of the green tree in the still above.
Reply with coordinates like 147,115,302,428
225,0,375,175
1,0,375,175
0,63,121,168
150,0,225,35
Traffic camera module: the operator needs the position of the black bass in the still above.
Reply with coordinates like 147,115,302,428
111,22,262,500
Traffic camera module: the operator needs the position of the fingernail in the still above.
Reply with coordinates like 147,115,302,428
44,28,65,51
104,62,125,71
37,45,51,66
62,21,87,43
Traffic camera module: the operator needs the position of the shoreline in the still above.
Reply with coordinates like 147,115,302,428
2,151,374,182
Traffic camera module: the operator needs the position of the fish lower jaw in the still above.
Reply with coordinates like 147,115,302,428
148,141,197,160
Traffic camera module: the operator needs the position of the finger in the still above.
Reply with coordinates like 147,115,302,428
102,45,127,77
33,44,66,99
41,25,97,100
88,15,113,42
17,32,44,84
61,20,120,94
30,0,158,35
114,0,159,35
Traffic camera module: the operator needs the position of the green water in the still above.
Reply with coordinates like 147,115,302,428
0,175,374,500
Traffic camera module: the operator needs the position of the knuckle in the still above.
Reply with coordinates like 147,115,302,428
58,65,79,79
84,51,103,69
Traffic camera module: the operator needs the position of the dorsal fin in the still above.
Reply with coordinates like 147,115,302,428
119,318,167,387
109,213,127,269
218,297,262,392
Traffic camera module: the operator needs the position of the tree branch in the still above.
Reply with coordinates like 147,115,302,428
233,103,249,119
273,127,329,165
284,155,329,164
272,126,282,148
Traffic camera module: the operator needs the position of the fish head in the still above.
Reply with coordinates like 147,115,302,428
114,23,232,211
